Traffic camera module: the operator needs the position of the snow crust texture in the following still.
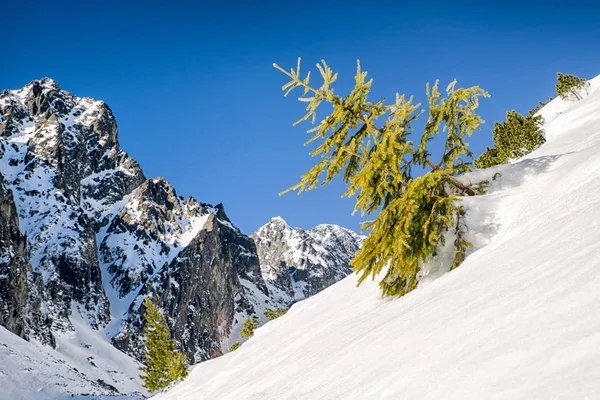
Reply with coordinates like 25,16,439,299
156,76,600,400
0,79,362,398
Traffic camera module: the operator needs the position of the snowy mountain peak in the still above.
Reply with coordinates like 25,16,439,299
7,77,59,101
30,77,59,89
0,79,366,398
252,219,363,303
270,215,288,224
257,215,291,233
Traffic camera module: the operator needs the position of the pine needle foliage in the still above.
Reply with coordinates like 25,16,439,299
240,317,259,338
274,58,489,297
229,342,241,352
555,72,590,102
474,110,545,169
167,352,189,383
264,307,288,320
139,297,188,392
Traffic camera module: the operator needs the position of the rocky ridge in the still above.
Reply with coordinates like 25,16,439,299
0,79,363,370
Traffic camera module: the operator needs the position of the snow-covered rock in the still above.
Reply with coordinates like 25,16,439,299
0,78,363,397
252,217,364,303
155,77,600,400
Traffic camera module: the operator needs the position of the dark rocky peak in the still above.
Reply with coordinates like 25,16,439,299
134,177,183,210
213,203,230,223
27,79,71,118
120,177,205,236
99,177,215,299
0,175,28,337
113,213,269,364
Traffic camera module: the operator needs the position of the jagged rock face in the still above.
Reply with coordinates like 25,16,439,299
0,79,140,335
114,214,268,363
99,177,208,298
0,78,362,367
252,217,365,303
0,176,30,337
0,175,53,345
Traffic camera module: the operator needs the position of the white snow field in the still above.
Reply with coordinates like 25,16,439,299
156,76,600,400
0,323,145,400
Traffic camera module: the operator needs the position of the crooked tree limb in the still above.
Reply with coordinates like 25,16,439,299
277,67,481,197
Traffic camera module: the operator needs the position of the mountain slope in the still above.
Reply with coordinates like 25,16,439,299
0,79,278,361
0,78,364,397
0,324,144,400
156,75,600,400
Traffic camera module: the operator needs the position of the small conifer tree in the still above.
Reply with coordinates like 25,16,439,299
474,110,545,169
228,342,241,352
167,352,188,382
274,58,489,297
528,98,553,116
240,317,259,338
556,72,590,102
264,307,288,320
139,297,188,392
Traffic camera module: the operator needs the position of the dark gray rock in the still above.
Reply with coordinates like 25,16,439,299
113,211,269,363
0,174,54,346
0,176,30,337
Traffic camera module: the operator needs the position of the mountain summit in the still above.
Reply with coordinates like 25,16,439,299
253,216,364,303
0,79,362,398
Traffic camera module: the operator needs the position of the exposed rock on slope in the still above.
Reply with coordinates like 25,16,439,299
0,78,363,378
252,217,364,304
0,175,49,343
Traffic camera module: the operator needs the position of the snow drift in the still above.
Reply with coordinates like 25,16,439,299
156,75,600,400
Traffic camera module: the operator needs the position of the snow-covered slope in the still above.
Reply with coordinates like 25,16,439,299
156,75,600,400
0,325,144,400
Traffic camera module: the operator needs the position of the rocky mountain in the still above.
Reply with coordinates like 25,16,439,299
252,217,364,304
0,77,363,379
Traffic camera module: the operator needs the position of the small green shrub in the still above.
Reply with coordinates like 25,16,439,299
475,110,545,169
264,307,288,320
240,317,259,338
556,72,590,102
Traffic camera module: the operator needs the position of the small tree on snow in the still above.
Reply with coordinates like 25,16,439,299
474,110,545,169
264,307,288,320
228,342,242,352
556,72,590,102
274,58,489,297
139,297,188,392
240,317,259,338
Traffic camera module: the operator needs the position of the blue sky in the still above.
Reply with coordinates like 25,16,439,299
2,1,600,234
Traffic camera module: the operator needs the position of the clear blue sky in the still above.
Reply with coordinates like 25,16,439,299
2,1,600,234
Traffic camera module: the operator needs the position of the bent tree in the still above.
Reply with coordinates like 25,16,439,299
274,59,489,297
555,72,590,102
